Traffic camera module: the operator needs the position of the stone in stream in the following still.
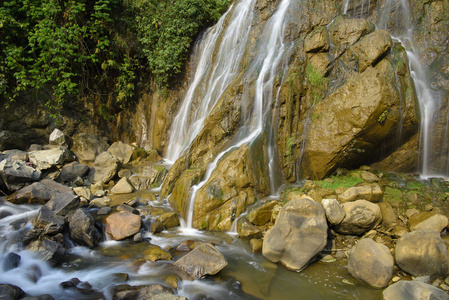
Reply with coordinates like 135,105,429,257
45,192,80,217
237,218,262,240
395,229,449,277
33,206,66,236
59,161,90,182
334,200,382,235
3,252,21,271
0,284,25,300
7,182,57,205
173,243,227,280
157,212,180,229
105,211,141,240
69,208,101,248
113,284,185,300
383,280,449,300
348,238,394,288
143,245,172,262
262,196,328,271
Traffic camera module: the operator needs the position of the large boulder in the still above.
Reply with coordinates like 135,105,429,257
70,133,109,164
338,184,383,203
59,162,90,182
29,147,72,170
348,238,394,288
0,158,42,191
7,182,58,205
0,284,25,300
395,229,449,277
49,129,72,148
408,212,449,234
69,208,101,248
108,142,134,164
321,198,345,225
33,206,66,236
45,193,80,217
105,211,141,240
262,196,328,271
88,151,120,184
173,243,227,280
334,200,382,235
128,166,167,190
383,280,449,300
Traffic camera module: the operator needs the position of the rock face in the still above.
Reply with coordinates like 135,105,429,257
89,151,120,184
173,243,227,280
262,196,328,271
0,130,30,151
105,211,141,240
395,229,449,277
29,147,72,170
383,280,449,300
348,238,394,288
247,201,278,226
0,158,42,191
334,200,382,235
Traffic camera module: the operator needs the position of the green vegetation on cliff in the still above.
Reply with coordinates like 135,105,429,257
0,0,229,116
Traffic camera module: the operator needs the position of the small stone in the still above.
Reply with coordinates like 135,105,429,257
133,233,142,242
165,275,178,289
249,239,263,253
74,177,84,186
97,207,112,215
90,197,110,207
406,208,420,219
425,204,434,212
335,251,347,259
150,221,164,234
143,245,172,262
111,177,134,194
392,276,401,283
117,204,138,215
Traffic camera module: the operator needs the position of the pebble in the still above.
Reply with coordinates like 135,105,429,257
440,283,449,291
133,233,142,242
342,279,355,286
392,276,401,283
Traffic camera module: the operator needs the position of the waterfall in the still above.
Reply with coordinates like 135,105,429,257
376,0,446,177
173,0,294,228
165,0,256,163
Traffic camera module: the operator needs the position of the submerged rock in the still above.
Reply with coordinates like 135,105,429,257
348,238,393,288
395,229,449,277
262,196,328,271
173,243,227,280
3,252,21,271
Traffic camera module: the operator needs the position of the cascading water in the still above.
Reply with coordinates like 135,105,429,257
376,0,446,177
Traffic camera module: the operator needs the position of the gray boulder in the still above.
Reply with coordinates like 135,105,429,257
0,158,42,191
395,229,449,277
383,280,449,300
348,238,394,288
105,211,141,240
33,206,65,236
40,179,73,194
89,151,120,184
334,200,382,235
45,193,80,217
262,197,328,271
49,129,72,148
7,182,57,205
59,162,90,182
69,208,101,248
70,133,109,164
321,198,345,225
29,147,72,170
108,141,134,164
0,284,25,300
173,243,227,280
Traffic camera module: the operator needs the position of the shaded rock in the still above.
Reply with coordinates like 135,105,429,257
348,238,394,288
73,187,92,201
334,200,382,235
408,212,449,233
105,211,141,240
49,129,72,148
321,198,345,225
247,201,277,226
108,142,134,164
29,147,71,170
97,206,112,215
395,229,449,277
59,162,90,182
0,158,42,191
338,184,383,203
21,294,55,300
69,208,101,248
143,245,172,262
390,224,410,239
0,284,25,300
237,218,262,240
45,193,80,217
129,166,167,190
70,133,109,164
89,151,120,184
27,238,65,264
118,169,132,179
7,182,57,205
157,213,180,229
3,252,21,271
111,177,134,194
0,130,29,151
33,206,65,235
173,243,227,280
383,280,449,300
347,30,392,72
40,179,73,194
262,196,328,271
113,284,182,300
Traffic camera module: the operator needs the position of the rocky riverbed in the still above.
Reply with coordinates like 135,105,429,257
1,130,449,299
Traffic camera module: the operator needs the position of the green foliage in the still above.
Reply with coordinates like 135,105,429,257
1,0,229,117
316,174,364,190
306,62,327,105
